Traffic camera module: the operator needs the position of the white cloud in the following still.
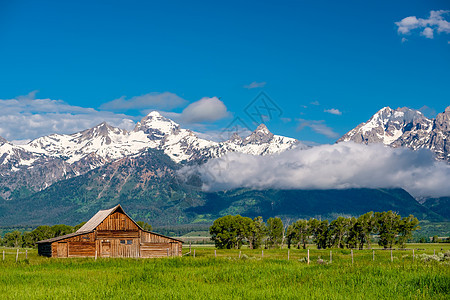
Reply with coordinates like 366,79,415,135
395,10,450,40
324,108,342,115
401,37,408,43
165,97,231,124
396,16,420,34
310,100,320,106
297,119,339,138
180,143,450,198
0,92,135,141
244,81,266,89
421,27,434,39
100,92,187,111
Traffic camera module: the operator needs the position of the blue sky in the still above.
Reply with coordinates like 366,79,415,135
0,0,449,143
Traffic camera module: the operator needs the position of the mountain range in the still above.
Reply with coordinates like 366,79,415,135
0,106,449,227
0,111,302,200
338,106,450,162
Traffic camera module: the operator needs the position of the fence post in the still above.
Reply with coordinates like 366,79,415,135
16,248,19,262
288,250,290,261
330,250,332,263
26,250,28,259
239,251,241,258
189,242,191,253
307,249,310,264
390,249,393,262
193,249,196,258
214,249,217,258
412,249,414,262
95,249,97,261
373,250,375,261
262,250,264,259
2,250,4,261
351,249,354,264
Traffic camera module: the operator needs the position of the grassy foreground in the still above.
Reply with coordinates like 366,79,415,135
0,245,449,299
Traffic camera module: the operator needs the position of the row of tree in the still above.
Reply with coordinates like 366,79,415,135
209,211,420,249
0,221,152,248
0,224,83,248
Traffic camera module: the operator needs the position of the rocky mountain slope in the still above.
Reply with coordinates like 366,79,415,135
338,106,450,162
0,112,303,199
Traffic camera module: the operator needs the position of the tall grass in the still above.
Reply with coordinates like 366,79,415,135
0,245,449,299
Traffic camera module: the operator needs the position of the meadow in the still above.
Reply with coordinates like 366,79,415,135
0,244,449,299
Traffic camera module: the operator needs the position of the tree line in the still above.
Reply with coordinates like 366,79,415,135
209,211,420,250
0,221,151,248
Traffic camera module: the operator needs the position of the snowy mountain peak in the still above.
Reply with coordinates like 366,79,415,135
434,106,450,132
0,136,7,145
134,111,180,138
255,124,271,134
338,106,449,162
228,132,243,143
148,111,163,117
79,122,127,141
338,106,433,145
244,124,274,145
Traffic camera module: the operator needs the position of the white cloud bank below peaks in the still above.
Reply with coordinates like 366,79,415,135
179,142,450,198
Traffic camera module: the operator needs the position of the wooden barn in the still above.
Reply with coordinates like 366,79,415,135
37,204,183,258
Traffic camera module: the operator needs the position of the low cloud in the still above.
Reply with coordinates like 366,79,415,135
395,10,450,40
179,143,450,198
297,119,339,138
244,81,266,89
324,108,342,115
0,92,135,141
310,100,320,106
100,92,187,111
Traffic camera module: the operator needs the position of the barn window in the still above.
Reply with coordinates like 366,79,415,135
120,240,125,244
127,240,133,245
82,236,90,240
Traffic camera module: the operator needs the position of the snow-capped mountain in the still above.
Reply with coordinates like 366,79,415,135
338,106,450,161
0,111,303,199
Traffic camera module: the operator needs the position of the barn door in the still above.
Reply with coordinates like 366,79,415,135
57,242,68,257
171,242,178,257
101,240,111,257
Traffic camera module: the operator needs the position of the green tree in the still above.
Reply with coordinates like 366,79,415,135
136,221,153,231
31,225,54,242
375,211,400,249
396,215,420,248
290,219,309,249
345,217,358,249
22,232,35,248
51,224,74,237
3,231,22,247
266,217,284,248
309,219,329,249
209,215,252,249
329,217,350,248
355,212,376,250
248,217,266,249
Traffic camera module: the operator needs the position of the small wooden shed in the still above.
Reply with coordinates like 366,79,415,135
37,204,183,258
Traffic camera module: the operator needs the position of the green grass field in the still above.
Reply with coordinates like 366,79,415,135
0,244,449,299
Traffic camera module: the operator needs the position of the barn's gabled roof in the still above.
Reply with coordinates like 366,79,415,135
76,204,123,232
36,230,93,244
